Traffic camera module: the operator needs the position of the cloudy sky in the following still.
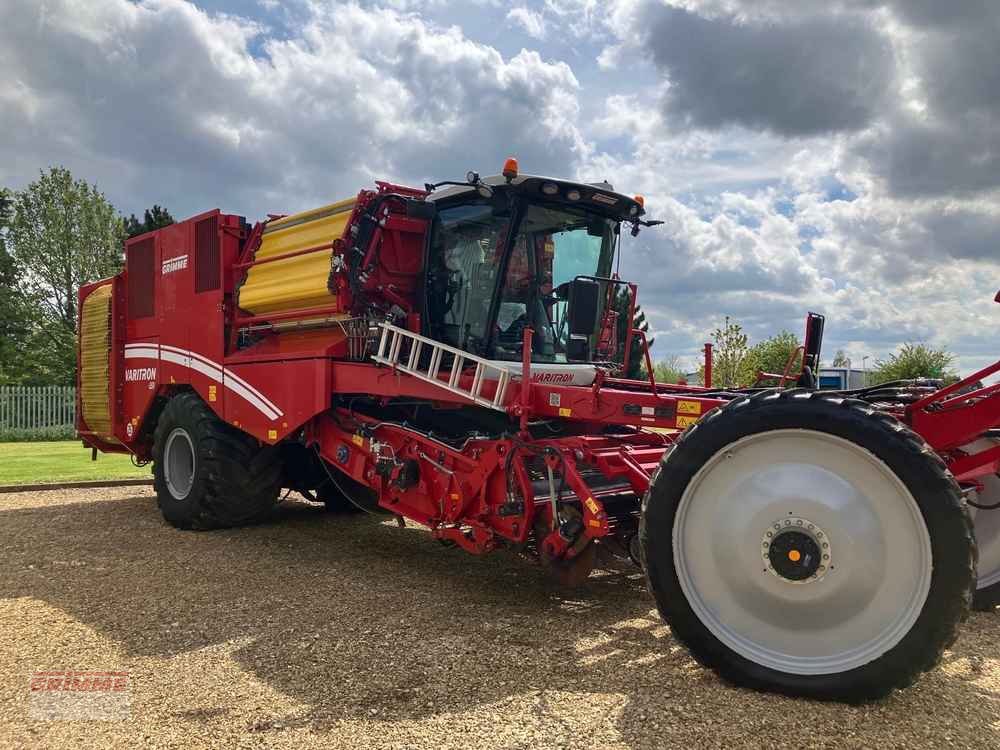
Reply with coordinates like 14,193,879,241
2,0,999,373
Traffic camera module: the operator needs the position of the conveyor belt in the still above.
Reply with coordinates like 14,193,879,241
238,198,355,315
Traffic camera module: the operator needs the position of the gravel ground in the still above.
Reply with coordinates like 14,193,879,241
1,487,998,749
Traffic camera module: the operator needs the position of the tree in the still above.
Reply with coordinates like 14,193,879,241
7,167,126,384
0,187,29,383
124,204,174,238
701,316,754,388
871,343,958,385
653,354,686,384
748,330,802,384
832,349,850,367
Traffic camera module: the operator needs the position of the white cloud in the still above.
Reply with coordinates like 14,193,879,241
0,0,584,218
506,7,547,39
2,0,998,374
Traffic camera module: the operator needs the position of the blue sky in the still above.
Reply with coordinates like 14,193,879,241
2,0,999,374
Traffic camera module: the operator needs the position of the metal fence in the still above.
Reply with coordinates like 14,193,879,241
0,386,76,438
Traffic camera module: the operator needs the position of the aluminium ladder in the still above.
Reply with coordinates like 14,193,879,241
372,322,514,412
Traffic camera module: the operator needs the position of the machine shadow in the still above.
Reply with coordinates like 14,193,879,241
2,494,998,746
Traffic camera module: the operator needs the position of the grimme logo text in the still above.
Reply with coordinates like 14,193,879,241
161,254,188,275
125,367,156,382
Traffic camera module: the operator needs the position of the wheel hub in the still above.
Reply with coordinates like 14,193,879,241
164,427,196,501
762,517,831,583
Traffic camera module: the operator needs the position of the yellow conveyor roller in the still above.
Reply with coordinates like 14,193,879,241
80,284,113,436
238,198,356,315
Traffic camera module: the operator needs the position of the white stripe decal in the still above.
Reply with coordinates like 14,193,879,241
123,346,159,360
158,345,282,416
124,344,282,420
156,344,282,416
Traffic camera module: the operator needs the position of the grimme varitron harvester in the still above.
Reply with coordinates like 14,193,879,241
77,159,1000,701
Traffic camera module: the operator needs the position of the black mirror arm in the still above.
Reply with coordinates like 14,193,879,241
629,218,664,237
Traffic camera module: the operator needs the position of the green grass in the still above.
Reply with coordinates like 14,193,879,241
0,441,151,486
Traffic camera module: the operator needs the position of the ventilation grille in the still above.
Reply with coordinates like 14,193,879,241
127,238,155,319
195,215,220,293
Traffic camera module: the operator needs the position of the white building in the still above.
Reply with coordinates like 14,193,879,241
818,367,868,390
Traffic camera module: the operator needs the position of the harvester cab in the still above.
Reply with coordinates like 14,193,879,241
422,163,646,374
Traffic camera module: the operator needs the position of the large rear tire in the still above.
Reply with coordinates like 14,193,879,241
153,391,281,529
641,390,974,702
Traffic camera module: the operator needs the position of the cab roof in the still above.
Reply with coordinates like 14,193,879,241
427,173,645,220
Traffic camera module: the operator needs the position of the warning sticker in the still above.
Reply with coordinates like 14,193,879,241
677,400,702,415
676,415,699,429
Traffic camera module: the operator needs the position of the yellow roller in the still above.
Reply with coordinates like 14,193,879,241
79,284,113,436
238,198,356,315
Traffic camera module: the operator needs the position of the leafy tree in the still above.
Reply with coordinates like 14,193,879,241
831,349,850,367
124,204,174,238
749,330,802,385
7,167,126,384
0,187,29,383
871,343,958,385
653,354,686,384
701,316,754,388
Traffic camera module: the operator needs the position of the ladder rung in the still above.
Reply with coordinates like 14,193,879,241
448,356,463,388
493,371,509,406
376,326,390,360
428,348,442,380
407,340,422,370
388,331,403,365
471,363,485,398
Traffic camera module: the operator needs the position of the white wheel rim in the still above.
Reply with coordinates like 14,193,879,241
673,429,933,675
964,439,1000,591
164,427,196,501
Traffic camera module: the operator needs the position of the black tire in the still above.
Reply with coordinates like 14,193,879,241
152,391,282,529
640,389,975,702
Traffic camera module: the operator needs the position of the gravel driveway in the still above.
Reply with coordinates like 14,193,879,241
1,487,998,749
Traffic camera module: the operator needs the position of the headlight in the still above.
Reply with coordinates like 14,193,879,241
566,189,581,201
541,182,559,196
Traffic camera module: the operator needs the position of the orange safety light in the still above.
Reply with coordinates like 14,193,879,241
634,195,645,208
502,157,519,181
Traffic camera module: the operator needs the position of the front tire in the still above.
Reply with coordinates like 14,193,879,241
641,390,974,702
153,391,281,529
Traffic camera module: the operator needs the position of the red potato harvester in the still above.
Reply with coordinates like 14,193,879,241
77,158,1000,702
